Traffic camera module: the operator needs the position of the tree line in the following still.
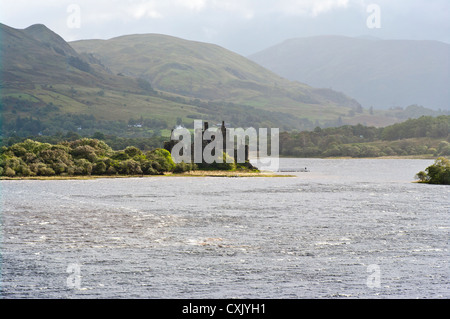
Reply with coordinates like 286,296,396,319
0,136,256,178
2,115,449,174
280,116,450,158
0,138,196,178
2,131,167,152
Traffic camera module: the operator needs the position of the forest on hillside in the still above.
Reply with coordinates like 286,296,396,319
279,116,450,158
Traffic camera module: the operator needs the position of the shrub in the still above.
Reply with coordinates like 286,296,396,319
70,145,98,162
17,164,33,176
111,151,129,161
124,146,142,158
51,162,68,175
74,159,93,175
40,148,72,165
10,145,27,157
92,161,107,175
17,139,51,154
34,163,55,176
4,156,22,171
173,162,197,173
106,166,117,175
23,152,39,164
4,167,16,177
151,148,176,172
69,138,112,157
118,159,142,175
415,171,429,183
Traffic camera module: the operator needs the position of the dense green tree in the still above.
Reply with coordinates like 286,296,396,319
92,161,107,175
124,146,142,158
71,145,98,162
416,157,450,185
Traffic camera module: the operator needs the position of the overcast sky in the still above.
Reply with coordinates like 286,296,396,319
1,0,449,55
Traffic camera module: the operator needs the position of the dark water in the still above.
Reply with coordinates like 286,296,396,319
1,158,448,298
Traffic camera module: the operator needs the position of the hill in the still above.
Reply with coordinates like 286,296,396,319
0,23,185,136
1,23,137,90
70,33,363,120
4,23,327,136
249,35,450,110
1,23,436,141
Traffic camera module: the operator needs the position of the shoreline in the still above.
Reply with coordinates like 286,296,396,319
276,155,440,160
0,170,293,181
329,155,440,160
2,157,444,181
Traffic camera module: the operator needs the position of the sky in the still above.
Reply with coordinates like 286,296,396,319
1,0,449,55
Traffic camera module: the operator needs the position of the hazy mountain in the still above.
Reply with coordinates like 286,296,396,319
249,35,450,110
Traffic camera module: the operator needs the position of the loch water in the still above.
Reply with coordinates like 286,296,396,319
1,158,448,298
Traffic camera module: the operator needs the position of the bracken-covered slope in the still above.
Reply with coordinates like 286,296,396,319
70,33,362,114
0,23,143,91
0,23,211,136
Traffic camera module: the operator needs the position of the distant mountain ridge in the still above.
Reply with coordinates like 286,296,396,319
249,35,450,110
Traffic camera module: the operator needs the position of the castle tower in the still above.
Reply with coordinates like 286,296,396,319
221,121,227,154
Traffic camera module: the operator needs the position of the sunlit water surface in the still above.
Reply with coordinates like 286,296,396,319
1,158,448,298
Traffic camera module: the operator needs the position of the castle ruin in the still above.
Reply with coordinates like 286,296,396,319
164,120,250,165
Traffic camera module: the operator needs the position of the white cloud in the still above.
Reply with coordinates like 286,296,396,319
270,0,350,17
0,0,356,25
210,0,254,19
126,1,163,19
176,0,207,12
1,0,448,53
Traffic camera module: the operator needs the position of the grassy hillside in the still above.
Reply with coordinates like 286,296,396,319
1,23,434,141
70,33,363,120
249,35,450,110
0,24,316,136
0,23,365,138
